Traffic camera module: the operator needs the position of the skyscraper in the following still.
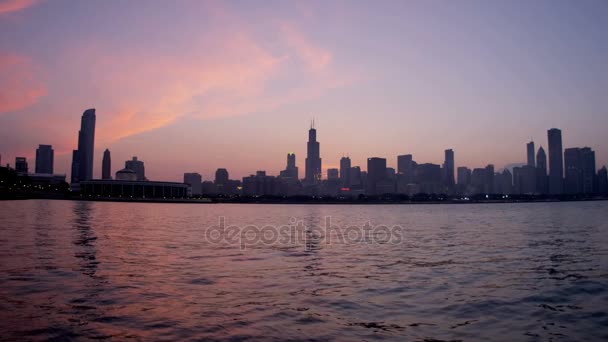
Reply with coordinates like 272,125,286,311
457,166,471,190
485,164,495,193
500,169,513,195
598,166,608,195
102,149,112,180
444,149,455,189
340,156,351,187
125,156,145,181
279,153,298,179
471,168,487,194
564,148,582,194
73,109,96,182
581,147,596,194
305,121,321,184
15,157,28,174
527,141,535,167
70,150,80,183
35,144,54,174
548,128,563,194
366,157,387,195
215,168,229,186
327,168,339,180
397,154,414,183
513,166,536,194
184,173,202,196
536,146,548,194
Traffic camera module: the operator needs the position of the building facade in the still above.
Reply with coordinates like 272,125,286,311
35,144,54,174
184,172,202,196
548,128,563,194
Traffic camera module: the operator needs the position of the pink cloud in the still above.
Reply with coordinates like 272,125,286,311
0,53,46,113
54,19,346,144
0,0,39,14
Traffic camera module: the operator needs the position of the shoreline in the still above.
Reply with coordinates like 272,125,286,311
2,193,607,205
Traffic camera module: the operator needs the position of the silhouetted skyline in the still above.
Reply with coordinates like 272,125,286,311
5,110,607,199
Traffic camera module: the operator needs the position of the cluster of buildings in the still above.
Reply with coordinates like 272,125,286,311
183,124,608,198
2,109,608,199
1,145,67,190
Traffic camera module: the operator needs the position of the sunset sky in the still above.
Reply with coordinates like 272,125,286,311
1,0,607,181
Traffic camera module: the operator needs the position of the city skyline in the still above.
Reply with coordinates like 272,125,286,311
4,108,606,199
0,1,607,181
3,114,607,188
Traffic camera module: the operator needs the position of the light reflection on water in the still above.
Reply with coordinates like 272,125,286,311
0,200,607,341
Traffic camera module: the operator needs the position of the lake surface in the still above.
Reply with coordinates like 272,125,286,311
0,200,607,341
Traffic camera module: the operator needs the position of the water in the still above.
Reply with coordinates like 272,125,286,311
0,200,607,341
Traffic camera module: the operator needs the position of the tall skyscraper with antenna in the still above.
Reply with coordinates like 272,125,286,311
305,120,322,184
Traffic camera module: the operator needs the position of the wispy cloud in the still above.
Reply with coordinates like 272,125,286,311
0,53,46,113
280,23,332,73
56,12,347,143
0,0,39,15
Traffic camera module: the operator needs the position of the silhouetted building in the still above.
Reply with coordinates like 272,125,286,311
305,121,322,184
471,168,487,194
71,108,96,183
35,144,54,174
457,166,471,194
15,157,28,174
80,180,188,199
323,169,341,196
564,148,582,194
513,165,536,194
29,173,67,188
527,141,535,167
581,147,596,194
386,167,396,181
210,168,240,195
214,168,230,194
565,147,596,194
349,166,362,187
536,146,548,194
443,149,455,190
184,172,202,196
201,181,216,195
70,150,80,183
327,168,339,180
215,168,229,185
397,154,414,184
548,128,563,194
102,149,112,180
500,169,513,195
125,156,146,181
366,157,387,195
243,171,280,196
279,153,298,179
116,168,137,181
598,166,608,195
340,156,351,187
415,163,442,194
485,164,495,193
